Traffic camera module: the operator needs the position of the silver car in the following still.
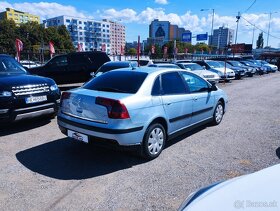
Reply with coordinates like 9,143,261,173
57,68,228,159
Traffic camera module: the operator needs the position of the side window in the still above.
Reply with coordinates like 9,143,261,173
161,72,186,95
180,72,209,93
151,76,161,96
49,56,68,67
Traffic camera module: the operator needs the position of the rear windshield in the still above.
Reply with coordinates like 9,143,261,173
95,64,129,77
84,71,148,94
184,63,203,70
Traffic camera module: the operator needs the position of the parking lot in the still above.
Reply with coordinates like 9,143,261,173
0,72,280,210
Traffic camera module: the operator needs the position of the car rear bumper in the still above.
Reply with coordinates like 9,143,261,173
57,115,145,146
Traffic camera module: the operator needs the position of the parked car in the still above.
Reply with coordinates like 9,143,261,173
92,61,138,77
20,60,41,68
216,61,245,79
57,68,228,159
239,60,263,75
247,60,271,73
227,60,256,77
28,51,110,84
193,60,235,82
148,63,181,69
0,54,60,123
178,164,280,211
127,58,153,66
257,60,278,72
176,62,220,83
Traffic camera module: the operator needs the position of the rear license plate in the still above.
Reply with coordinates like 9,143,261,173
25,95,47,104
67,130,89,143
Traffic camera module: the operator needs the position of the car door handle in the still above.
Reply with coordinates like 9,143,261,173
166,102,172,106
193,97,198,101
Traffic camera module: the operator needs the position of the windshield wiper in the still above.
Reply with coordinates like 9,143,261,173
95,87,128,93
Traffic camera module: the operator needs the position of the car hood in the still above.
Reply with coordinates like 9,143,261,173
0,73,53,90
212,67,234,74
193,70,219,77
182,164,280,211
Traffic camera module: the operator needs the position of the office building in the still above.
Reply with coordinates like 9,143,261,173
103,19,125,55
211,26,234,49
44,16,111,54
149,19,191,45
0,8,40,24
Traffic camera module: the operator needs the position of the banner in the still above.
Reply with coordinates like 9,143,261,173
101,44,106,52
49,41,55,58
185,48,188,54
15,39,23,62
77,43,83,52
151,45,155,54
163,46,168,55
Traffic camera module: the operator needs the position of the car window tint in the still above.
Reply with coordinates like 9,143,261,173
161,72,186,95
180,72,209,93
151,76,161,96
49,56,68,66
84,71,148,94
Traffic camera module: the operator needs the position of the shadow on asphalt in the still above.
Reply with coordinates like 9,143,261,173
16,138,147,180
0,117,51,136
15,124,209,180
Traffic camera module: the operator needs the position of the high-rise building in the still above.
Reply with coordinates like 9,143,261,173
44,16,111,54
103,19,125,55
211,26,234,49
149,19,191,45
0,8,40,24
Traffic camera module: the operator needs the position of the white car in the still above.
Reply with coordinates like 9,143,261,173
20,60,41,68
258,60,278,72
127,58,153,66
177,62,220,83
179,164,280,211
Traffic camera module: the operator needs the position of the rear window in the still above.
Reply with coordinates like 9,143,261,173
84,71,148,94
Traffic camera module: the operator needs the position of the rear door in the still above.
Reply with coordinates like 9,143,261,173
45,55,68,83
68,54,89,82
160,72,193,134
180,72,215,124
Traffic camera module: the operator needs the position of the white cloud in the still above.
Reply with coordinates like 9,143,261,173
155,0,168,5
0,1,89,20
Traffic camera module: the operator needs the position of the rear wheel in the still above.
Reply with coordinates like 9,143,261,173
141,123,166,160
212,101,224,125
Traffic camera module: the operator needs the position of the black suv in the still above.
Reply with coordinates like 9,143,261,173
29,51,110,84
0,55,60,123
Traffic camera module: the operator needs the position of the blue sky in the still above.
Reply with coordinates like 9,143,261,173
2,0,280,47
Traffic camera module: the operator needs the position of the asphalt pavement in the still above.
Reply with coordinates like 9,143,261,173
0,72,280,210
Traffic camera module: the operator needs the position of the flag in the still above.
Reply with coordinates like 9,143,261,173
101,44,106,52
175,47,178,54
193,49,197,54
209,50,212,54
201,49,204,54
121,45,125,55
163,46,168,55
151,45,155,54
185,48,188,54
15,39,23,62
77,43,83,52
49,41,55,58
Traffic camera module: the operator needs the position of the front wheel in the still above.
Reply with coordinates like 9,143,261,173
212,101,224,125
141,123,166,160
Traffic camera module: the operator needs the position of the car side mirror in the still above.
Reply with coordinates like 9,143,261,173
202,66,206,70
210,83,218,91
185,68,191,71
90,72,96,77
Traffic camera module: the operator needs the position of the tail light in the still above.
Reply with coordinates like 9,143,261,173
95,97,130,119
60,92,71,105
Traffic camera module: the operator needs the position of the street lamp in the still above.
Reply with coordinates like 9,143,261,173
265,11,278,47
235,12,241,44
201,8,215,47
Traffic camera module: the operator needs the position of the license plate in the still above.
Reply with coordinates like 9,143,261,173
67,130,89,143
25,95,47,104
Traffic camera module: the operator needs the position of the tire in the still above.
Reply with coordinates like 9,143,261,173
212,101,224,125
141,123,166,160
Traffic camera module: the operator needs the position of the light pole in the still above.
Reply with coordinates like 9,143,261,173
235,12,241,44
246,24,256,48
266,11,277,47
201,8,215,47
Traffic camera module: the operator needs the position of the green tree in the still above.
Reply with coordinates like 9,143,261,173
256,32,264,49
0,19,17,53
128,48,137,55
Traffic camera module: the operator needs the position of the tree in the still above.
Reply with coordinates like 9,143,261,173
256,32,264,49
0,19,17,53
128,48,137,55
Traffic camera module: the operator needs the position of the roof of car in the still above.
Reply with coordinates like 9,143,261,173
110,66,183,75
103,61,137,66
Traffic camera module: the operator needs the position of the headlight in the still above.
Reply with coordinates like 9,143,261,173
50,84,58,91
0,91,12,97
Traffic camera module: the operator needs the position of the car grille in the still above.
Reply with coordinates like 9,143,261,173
12,84,50,96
